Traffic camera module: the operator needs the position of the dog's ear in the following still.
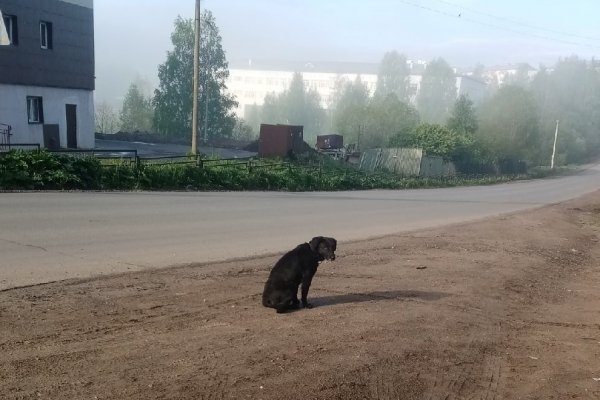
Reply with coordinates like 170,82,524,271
330,238,337,251
309,236,323,252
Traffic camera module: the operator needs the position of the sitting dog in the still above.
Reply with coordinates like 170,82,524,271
262,236,337,313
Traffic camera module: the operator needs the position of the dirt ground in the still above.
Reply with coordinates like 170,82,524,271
2,193,600,400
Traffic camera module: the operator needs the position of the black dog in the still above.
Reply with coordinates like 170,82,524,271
262,236,337,313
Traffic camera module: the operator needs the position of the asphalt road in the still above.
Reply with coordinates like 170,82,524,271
1,166,600,290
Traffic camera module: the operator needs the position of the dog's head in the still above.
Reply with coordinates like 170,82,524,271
309,236,337,261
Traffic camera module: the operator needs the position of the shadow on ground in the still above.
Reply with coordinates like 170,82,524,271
311,290,449,308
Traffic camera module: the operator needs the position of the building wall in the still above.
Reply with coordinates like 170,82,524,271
0,83,95,148
0,0,94,149
227,69,378,118
456,76,487,104
0,0,94,90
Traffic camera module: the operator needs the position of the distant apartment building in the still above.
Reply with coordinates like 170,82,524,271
470,64,538,87
227,61,378,119
0,0,95,149
455,75,487,103
226,60,487,119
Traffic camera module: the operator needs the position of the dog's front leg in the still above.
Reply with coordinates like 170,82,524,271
301,276,314,309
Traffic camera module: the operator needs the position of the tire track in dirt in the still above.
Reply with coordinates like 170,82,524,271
3,192,600,399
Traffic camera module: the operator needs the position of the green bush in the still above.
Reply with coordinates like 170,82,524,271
0,150,102,190
0,150,550,192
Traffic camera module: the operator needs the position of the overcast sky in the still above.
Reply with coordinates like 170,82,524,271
94,0,600,106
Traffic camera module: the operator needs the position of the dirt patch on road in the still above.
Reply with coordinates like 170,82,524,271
2,193,600,399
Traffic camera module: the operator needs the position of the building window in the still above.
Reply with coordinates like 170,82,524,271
2,13,18,45
27,97,44,124
40,21,52,50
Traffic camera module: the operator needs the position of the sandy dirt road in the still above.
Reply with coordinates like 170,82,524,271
2,192,600,399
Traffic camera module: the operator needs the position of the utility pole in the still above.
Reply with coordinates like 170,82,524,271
191,0,201,155
203,31,210,143
551,119,559,169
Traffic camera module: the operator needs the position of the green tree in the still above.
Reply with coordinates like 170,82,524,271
390,123,472,161
417,58,457,123
231,118,256,141
477,85,541,163
119,83,153,132
261,72,326,145
375,51,410,102
153,12,237,140
331,76,370,147
364,94,420,148
530,57,600,164
447,95,478,136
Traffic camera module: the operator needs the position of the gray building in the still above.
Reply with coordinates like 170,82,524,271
0,0,95,149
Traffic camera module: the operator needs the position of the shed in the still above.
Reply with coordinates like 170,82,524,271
258,124,304,158
316,134,344,150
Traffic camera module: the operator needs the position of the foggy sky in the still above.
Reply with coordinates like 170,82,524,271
94,0,600,107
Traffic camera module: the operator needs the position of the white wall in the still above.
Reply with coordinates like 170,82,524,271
0,84,95,148
227,69,378,118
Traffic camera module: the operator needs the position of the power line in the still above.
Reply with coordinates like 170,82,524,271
395,0,600,51
430,0,600,42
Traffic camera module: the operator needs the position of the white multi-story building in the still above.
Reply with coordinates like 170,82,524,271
471,64,538,87
226,60,487,119
227,61,378,118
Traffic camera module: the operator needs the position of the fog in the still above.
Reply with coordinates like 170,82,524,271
95,0,600,107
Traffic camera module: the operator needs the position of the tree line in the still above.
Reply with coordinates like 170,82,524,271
250,53,600,167
96,11,600,166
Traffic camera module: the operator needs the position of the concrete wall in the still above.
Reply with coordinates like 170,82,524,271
0,83,94,148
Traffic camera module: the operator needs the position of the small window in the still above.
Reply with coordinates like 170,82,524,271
40,21,52,50
2,13,18,45
27,97,44,124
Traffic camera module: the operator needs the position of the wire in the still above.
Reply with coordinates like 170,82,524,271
430,0,600,42
395,0,600,50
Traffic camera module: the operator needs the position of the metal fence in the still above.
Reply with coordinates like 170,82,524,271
359,148,457,177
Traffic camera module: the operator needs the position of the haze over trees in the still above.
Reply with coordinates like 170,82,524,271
529,56,600,164
97,8,600,169
331,76,370,145
417,58,457,123
374,51,411,102
95,102,119,134
477,86,541,163
119,82,153,133
260,72,326,144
